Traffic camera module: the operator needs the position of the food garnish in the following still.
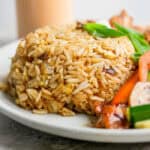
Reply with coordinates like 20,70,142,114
84,22,150,62
84,23,125,37
114,23,150,62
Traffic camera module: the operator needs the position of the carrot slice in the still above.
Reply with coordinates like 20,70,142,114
112,71,138,105
139,51,150,82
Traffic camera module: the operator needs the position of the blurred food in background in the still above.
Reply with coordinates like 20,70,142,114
109,10,150,43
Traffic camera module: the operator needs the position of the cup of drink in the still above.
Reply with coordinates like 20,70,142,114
16,0,73,37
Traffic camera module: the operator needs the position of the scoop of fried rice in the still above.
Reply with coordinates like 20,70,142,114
6,23,135,116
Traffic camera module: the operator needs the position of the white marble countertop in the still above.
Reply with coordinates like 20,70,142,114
0,41,150,150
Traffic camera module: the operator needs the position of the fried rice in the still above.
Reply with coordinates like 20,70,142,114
4,23,136,116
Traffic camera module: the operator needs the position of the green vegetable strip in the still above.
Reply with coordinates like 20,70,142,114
83,22,150,62
114,23,150,51
84,23,125,38
114,23,150,61
130,105,150,123
114,23,144,39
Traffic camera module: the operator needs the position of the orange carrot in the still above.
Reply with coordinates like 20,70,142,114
139,50,150,82
112,71,138,105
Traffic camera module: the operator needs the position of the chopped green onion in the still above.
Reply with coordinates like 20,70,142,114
114,23,150,61
83,22,150,62
114,23,144,39
83,23,125,38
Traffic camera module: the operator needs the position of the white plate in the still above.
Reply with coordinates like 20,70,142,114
0,41,150,143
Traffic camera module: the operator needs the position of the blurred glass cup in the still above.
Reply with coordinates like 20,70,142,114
16,0,73,37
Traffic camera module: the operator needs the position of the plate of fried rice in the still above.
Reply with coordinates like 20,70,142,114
1,11,150,143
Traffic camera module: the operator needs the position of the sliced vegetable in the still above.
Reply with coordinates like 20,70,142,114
112,71,138,105
83,23,125,38
139,50,150,82
135,120,150,128
84,22,150,62
114,23,150,61
129,82,150,106
114,23,144,41
129,104,150,125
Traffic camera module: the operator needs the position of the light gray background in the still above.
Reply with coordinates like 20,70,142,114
0,0,150,41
